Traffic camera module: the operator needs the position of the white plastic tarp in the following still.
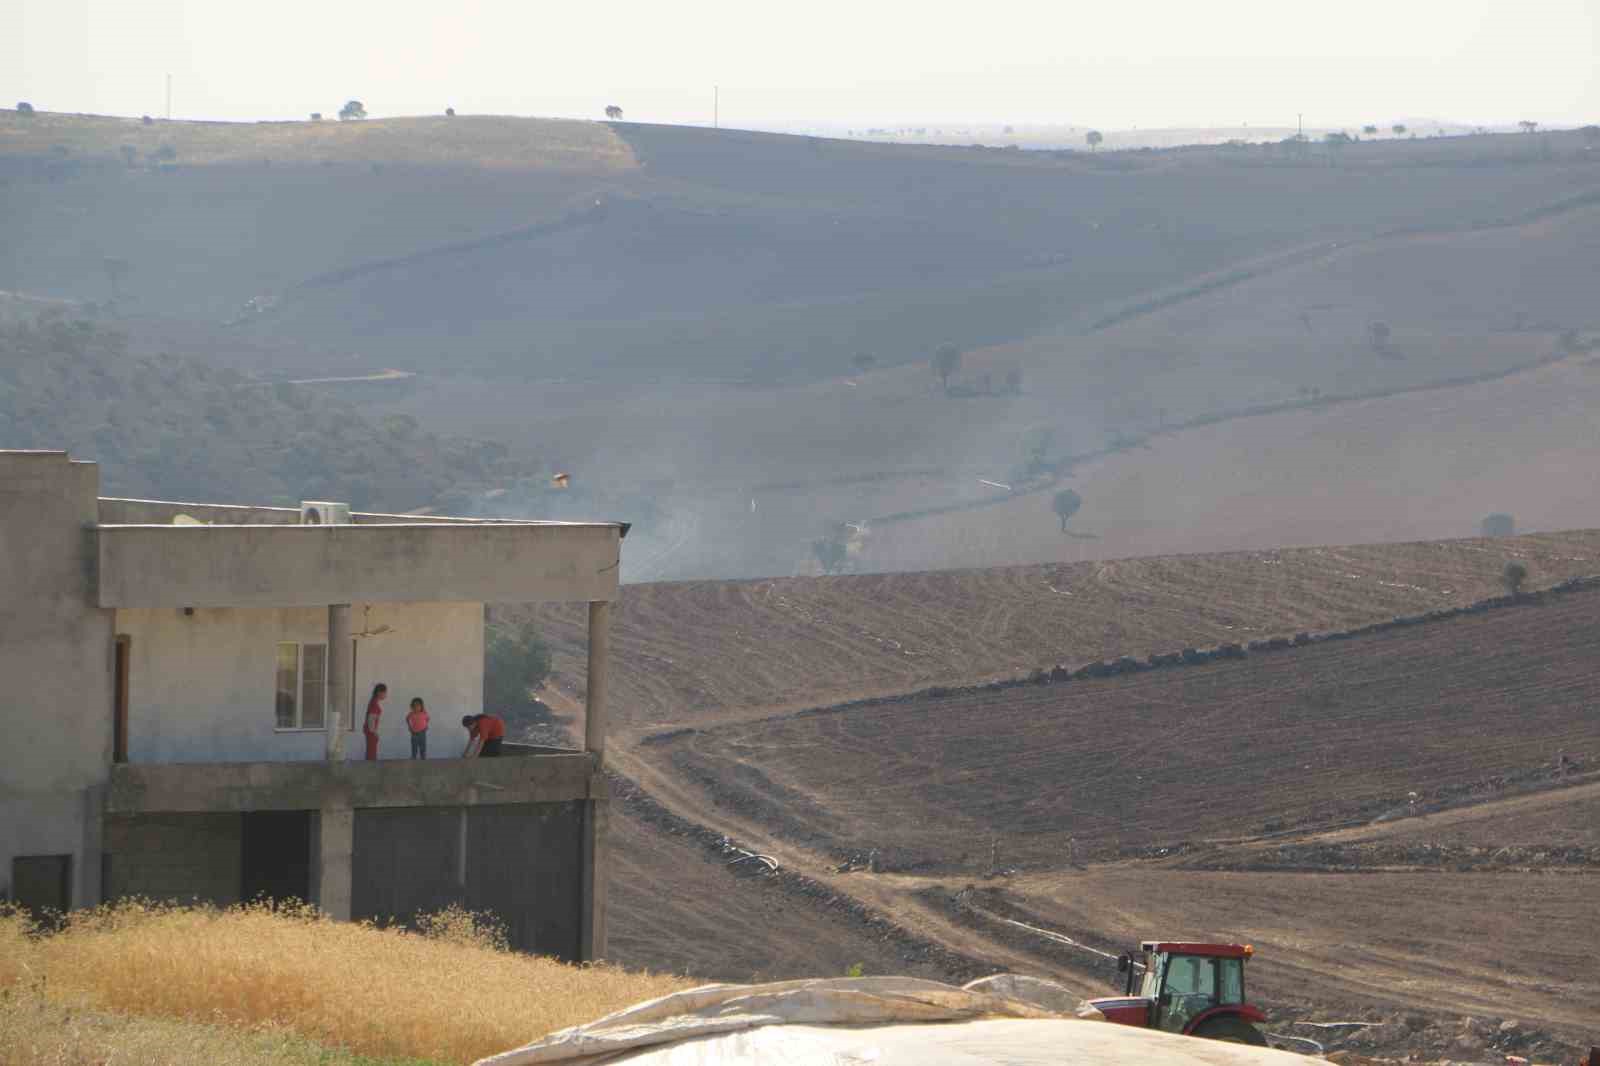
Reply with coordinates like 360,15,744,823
474,976,1308,1066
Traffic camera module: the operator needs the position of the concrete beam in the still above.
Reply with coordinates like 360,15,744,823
106,753,597,814
584,601,611,764
96,522,624,608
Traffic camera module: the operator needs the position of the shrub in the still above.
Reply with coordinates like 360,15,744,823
1502,560,1528,595
338,100,367,121
15,101,35,115
445,106,456,117
1480,513,1515,538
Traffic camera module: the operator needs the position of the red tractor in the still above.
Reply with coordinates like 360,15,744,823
1086,941,1269,1046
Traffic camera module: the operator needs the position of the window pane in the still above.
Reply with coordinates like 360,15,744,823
275,644,299,728
301,644,327,729
1218,959,1244,1004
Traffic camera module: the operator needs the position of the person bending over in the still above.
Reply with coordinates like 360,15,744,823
461,712,505,757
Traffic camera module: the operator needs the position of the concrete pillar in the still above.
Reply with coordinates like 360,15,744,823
583,601,611,763
580,776,609,962
313,806,353,921
326,604,352,760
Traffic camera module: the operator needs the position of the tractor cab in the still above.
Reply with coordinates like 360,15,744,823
1085,942,1268,1046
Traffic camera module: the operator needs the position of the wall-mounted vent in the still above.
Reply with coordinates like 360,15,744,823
300,501,352,526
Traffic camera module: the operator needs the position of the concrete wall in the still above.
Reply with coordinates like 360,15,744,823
97,498,302,525
98,522,623,608
0,452,112,909
107,753,597,814
114,601,483,763
352,802,586,960
103,813,243,905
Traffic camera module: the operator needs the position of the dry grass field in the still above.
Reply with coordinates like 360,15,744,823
0,902,689,1065
0,112,634,170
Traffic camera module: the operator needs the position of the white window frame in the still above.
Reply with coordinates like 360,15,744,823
274,641,329,732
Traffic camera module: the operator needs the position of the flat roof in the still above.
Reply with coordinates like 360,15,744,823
97,520,625,607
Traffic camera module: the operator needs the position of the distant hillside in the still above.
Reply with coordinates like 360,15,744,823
0,300,522,508
0,110,633,170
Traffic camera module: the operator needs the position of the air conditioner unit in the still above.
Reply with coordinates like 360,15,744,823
300,501,352,525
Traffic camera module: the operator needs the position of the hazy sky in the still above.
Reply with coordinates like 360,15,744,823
7,0,1598,131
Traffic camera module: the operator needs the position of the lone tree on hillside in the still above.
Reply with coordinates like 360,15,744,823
16,101,35,115
339,99,368,120
1481,513,1515,538
1052,489,1082,533
445,107,456,117
483,620,552,716
1362,124,1379,135
932,343,962,394
812,522,850,574
1518,120,1538,133
1502,560,1528,596
103,257,131,297
1085,130,1103,151
1391,123,1407,135
604,105,623,120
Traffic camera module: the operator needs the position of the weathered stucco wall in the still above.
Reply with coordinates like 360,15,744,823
0,452,112,909
114,601,483,763
98,522,623,608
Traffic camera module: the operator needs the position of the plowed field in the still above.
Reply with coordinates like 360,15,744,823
1004,866,1597,1038
645,586,1600,870
522,531,1600,743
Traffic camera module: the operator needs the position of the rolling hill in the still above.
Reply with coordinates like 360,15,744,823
7,111,1600,580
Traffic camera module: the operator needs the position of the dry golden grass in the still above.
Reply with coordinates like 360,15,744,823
0,993,434,1066
1,902,691,1065
0,111,635,171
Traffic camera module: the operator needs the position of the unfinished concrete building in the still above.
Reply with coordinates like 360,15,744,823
0,449,625,960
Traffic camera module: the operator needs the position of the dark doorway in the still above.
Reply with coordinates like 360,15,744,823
12,854,72,924
241,811,312,904
113,635,130,763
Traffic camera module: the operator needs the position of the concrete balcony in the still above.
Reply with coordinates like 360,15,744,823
95,521,624,609
106,749,602,814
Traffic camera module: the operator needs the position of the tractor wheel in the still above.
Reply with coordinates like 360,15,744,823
1191,1015,1268,1046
